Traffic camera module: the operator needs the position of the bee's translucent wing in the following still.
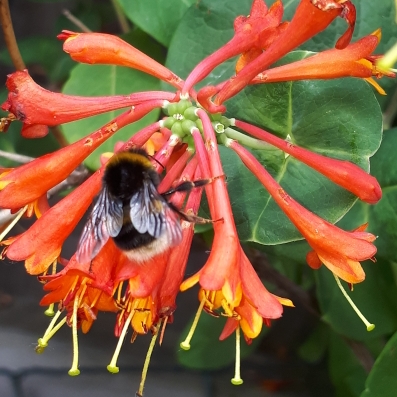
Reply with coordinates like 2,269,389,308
76,186,123,263
163,205,183,246
129,181,182,246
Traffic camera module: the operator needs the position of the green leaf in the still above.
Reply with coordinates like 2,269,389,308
177,312,265,370
337,128,397,263
61,64,161,170
121,28,166,65
361,331,397,397
224,74,382,244
328,332,367,397
117,0,196,47
315,261,397,341
298,322,329,363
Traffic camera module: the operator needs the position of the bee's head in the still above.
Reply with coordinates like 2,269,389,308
103,151,160,201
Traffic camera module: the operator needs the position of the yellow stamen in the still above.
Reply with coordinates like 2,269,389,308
68,296,81,376
90,289,102,308
44,260,58,316
221,299,234,317
36,311,67,353
0,205,28,242
231,326,243,385
42,309,62,338
334,274,375,332
180,298,206,350
364,77,386,96
117,281,124,302
107,309,135,373
77,281,88,307
136,322,160,397
159,317,168,346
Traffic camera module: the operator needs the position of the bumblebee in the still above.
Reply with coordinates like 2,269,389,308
76,148,211,264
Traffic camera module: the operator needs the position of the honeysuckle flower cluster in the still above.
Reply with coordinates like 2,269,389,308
0,0,393,392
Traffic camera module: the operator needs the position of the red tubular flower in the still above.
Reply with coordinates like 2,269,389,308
1,70,177,135
182,0,287,95
180,113,290,343
157,175,202,316
234,119,382,204
59,31,183,89
0,101,165,209
214,0,356,106
227,140,376,284
40,239,123,307
4,171,102,275
250,30,394,95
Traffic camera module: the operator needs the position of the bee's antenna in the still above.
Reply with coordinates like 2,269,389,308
149,155,165,171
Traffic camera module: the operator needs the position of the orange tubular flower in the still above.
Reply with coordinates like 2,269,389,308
4,171,102,275
214,0,356,107
250,30,395,95
1,70,177,135
58,31,184,89
227,140,376,284
182,0,287,95
233,119,382,204
180,111,291,343
0,101,166,210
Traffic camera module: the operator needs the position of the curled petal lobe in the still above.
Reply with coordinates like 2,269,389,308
240,251,283,319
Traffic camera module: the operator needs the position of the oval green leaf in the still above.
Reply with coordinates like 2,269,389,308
117,0,196,47
361,331,397,397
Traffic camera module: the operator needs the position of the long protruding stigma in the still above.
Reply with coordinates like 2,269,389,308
334,274,375,332
231,326,243,385
180,298,206,350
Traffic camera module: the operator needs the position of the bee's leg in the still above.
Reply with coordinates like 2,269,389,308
179,211,214,224
168,202,222,224
162,175,224,197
